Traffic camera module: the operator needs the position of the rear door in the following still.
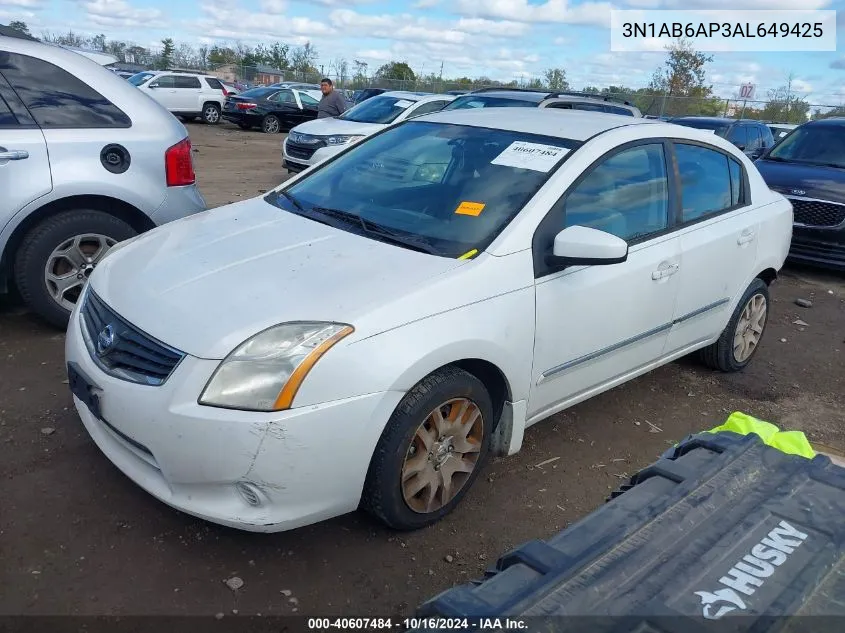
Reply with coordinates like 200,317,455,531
0,72,51,231
147,74,177,109
173,75,202,112
665,141,760,353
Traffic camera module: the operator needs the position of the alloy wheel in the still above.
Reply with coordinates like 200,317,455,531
44,234,116,311
733,293,767,363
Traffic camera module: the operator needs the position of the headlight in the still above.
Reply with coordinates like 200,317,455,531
199,322,353,412
325,134,365,146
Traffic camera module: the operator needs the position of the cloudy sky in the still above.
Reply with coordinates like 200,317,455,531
4,0,845,106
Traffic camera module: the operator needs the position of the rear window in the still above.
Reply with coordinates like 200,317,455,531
0,51,131,128
443,96,539,110
205,78,224,90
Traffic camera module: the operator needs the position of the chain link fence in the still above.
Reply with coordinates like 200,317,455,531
168,64,845,122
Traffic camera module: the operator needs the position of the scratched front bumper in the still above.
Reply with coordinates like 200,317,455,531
65,302,403,532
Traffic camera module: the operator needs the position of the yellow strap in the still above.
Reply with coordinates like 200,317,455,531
457,249,478,260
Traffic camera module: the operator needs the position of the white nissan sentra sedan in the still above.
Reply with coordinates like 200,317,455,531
65,109,793,533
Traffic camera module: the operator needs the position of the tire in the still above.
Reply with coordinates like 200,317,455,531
700,278,770,372
202,102,221,125
262,115,281,134
362,366,493,530
13,210,137,329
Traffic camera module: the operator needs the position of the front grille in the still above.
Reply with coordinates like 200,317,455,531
80,291,185,386
787,197,845,228
286,139,325,161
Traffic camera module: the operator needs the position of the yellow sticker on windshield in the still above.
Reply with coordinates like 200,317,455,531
455,201,485,217
458,249,478,260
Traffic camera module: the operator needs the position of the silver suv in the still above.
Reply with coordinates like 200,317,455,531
0,32,206,327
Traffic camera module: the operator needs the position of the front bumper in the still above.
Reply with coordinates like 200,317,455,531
282,140,342,173
789,225,845,271
65,303,404,532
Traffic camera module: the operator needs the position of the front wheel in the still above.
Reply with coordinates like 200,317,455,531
362,366,493,530
700,278,770,372
262,115,281,134
14,210,137,328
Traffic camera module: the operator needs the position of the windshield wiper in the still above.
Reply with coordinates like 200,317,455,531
311,206,440,255
277,190,308,214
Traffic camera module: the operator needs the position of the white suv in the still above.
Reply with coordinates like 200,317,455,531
0,32,206,327
129,70,226,124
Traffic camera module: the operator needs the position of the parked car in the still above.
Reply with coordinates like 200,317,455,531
0,32,205,327
269,82,321,91
670,117,775,159
755,117,845,270
65,108,791,533
128,70,226,124
768,122,797,142
220,81,240,96
443,88,642,117
352,88,387,104
283,91,455,173
221,87,320,133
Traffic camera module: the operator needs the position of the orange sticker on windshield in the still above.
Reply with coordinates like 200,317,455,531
455,201,485,216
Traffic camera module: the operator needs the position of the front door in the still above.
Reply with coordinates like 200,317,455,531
528,141,681,422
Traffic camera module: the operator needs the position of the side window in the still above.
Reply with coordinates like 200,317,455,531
728,124,748,148
204,78,223,90
298,93,319,106
675,143,733,222
0,51,131,128
174,76,201,89
270,91,295,104
573,103,606,112
409,100,448,117
151,75,175,88
748,125,762,150
728,157,743,206
606,105,634,116
558,143,669,241
0,93,17,127
759,125,775,148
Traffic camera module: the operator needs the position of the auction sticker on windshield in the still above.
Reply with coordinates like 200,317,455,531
394,100,414,108
455,201,486,216
491,142,570,172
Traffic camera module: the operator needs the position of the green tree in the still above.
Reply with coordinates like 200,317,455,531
543,68,569,91
758,74,810,124
8,21,32,37
649,38,715,116
375,61,416,81
208,46,238,66
290,42,318,76
90,33,107,52
158,38,176,69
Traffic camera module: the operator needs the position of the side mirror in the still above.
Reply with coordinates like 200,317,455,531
547,225,629,267
735,143,746,151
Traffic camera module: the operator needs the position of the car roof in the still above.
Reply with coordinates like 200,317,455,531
416,108,656,141
806,117,845,126
456,90,549,103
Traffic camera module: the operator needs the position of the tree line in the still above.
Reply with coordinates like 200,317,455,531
5,20,834,122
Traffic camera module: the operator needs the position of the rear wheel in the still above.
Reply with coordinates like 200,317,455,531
262,115,281,134
362,366,492,530
700,278,770,372
202,103,221,124
14,210,137,328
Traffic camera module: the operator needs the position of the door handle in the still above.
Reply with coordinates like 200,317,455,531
652,262,679,280
0,150,29,161
738,229,756,245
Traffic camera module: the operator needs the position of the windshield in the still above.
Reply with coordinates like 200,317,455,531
339,95,419,124
443,96,540,110
672,119,730,136
767,125,845,168
128,72,155,86
269,121,580,257
769,126,795,140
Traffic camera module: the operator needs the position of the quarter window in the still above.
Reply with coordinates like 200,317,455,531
0,52,131,128
675,144,734,221
204,78,224,90
558,143,669,241
174,76,201,89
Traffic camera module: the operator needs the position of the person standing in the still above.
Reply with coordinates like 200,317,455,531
317,78,348,119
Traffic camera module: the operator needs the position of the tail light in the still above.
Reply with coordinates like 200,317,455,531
164,137,195,187
237,102,257,110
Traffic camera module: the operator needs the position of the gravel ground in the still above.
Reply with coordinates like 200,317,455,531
1,122,844,619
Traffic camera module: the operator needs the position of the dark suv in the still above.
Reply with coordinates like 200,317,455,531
442,88,642,117
755,118,845,271
671,117,775,159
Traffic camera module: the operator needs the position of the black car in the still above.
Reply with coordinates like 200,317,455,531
671,117,775,159
755,118,845,271
222,87,319,133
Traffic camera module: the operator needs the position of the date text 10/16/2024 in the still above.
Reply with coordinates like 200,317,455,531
307,618,528,630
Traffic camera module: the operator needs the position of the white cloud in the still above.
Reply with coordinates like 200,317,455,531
0,0,45,8
625,0,831,8
260,0,286,13
455,18,530,36
190,2,334,40
454,0,614,27
80,0,165,28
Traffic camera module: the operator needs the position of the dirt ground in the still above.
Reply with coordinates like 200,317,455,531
1,122,844,618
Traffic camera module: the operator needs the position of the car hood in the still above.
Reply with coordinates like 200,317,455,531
89,199,466,359
755,159,845,203
290,116,385,137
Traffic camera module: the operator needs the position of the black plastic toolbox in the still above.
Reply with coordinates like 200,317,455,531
415,431,845,632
